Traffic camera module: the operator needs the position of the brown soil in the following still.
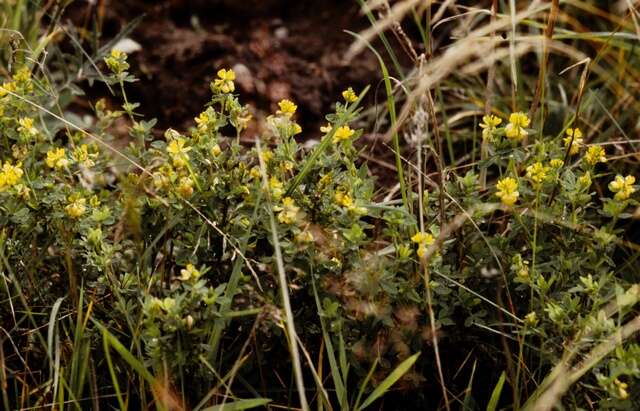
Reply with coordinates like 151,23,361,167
67,0,397,136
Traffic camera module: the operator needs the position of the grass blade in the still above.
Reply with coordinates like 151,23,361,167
356,352,420,411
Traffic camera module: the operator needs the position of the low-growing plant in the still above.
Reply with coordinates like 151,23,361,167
1,29,639,411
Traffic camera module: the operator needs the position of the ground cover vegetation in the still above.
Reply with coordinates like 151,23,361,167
1,0,640,410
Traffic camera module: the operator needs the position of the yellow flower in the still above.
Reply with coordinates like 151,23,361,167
269,176,284,200
18,117,38,138
505,112,530,140
479,114,502,142
332,125,355,143
195,111,210,131
320,123,333,133
563,128,583,155
524,311,538,326
65,195,86,219
46,148,69,169
614,378,629,400
13,66,31,83
549,158,564,169
74,144,97,168
295,230,314,243
608,175,636,201
334,191,353,208
342,87,358,103
496,177,519,206
0,81,17,97
167,138,191,168
411,231,435,258
525,162,550,187
179,264,201,281
277,99,297,117
292,123,302,135
249,166,261,180
0,161,24,191
211,144,222,157
578,172,592,189
276,197,300,224
213,68,236,93
260,149,273,163
104,49,129,74
177,177,194,197
584,145,606,165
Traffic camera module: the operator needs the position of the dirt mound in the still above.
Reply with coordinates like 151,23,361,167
68,0,389,135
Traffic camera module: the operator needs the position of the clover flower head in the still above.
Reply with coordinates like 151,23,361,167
584,145,606,165
563,128,583,155
332,125,355,143
578,172,592,189
320,123,333,133
0,81,17,97
549,158,564,169
525,162,550,187
334,191,353,208
177,177,195,198
18,117,38,137
212,68,236,93
496,177,519,206
608,175,636,201
46,148,69,169
269,176,284,200
167,138,191,168
276,197,300,224
505,112,530,140
411,231,435,258
277,99,297,117
0,161,24,191
180,264,201,281
342,87,358,103
104,49,129,74
65,195,86,219
479,114,502,142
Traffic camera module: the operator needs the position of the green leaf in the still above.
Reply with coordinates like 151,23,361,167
202,398,272,411
486,371,506,411
356,352,420,411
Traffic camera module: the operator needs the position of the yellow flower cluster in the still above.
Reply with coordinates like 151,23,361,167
277,99,297,117
276,197,300,224
177,176,194,198
213,68,235,93
549,158,564,169
578,172,592,189
334,190,353,208
496,177,519,206
505,112,530,140
342,87,358,103
18,117,38,138
166,137,191,168
104,49,129,74
563,128,583,155
65,195,86,219
332,125,355,143
479,114,502,142
0,81,17,98
73,144,97,168
179,264,202,281
269,176,284,200
584,145,606,165
411,231,435,258
0,161,24,191
608,175,636,201
46,148,69,169
525,161,550,187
